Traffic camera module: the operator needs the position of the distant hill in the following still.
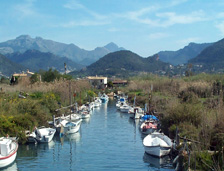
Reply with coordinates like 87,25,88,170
0,35,125,66
71,50,170,77
6,50,83,73
158,42,212,65
189,38,224,71
0,54,25,76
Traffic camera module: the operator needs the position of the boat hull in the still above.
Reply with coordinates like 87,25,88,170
81,114,90,119
144,145,171,157
65,123,81,134
0,152,17,168
143,132,172,157
141,128,157,135
0,140,18,168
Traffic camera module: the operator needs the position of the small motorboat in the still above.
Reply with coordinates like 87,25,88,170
140,120,157,135
60,113,81,122
58,119,82,136
100,93,109,103
143,132,172,157
0,136,18,168
120,104,131,113
129,107,144,119
27,127,56,143
140,114,159,122
81,110,90,119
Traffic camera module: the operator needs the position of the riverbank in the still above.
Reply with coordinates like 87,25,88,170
0,73,224,170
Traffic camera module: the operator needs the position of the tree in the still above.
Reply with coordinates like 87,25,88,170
107,81,113,88
42,68,61,82
30,73,39,84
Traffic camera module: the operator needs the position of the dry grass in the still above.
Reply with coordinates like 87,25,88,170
0,78,91,104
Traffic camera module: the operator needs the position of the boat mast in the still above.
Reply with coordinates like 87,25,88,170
69,80,72,120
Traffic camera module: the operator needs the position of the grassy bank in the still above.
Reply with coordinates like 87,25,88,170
120,73,224,170
0,78,91,143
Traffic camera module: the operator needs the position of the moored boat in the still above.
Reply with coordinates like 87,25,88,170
81,110,90,119
140,120,158,135
129,107,144,119
27,127,56,143
58,119,82,135
0,137,18,168
100,93,109,103
120,104,131,113
143,132,172,157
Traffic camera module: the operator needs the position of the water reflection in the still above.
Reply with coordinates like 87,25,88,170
15,100,174,170
17,140,55,158
0,162,17,171
143,152,173,169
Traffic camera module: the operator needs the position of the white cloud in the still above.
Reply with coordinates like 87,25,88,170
216,21,224,35
14,0,37,17
217,12,224,18
108,28,120,32
170,0,188,6
156,10,206,27
149,32,170,39
60,20,109,27
64,0,107,20
64,1,85,10
177,37,200,46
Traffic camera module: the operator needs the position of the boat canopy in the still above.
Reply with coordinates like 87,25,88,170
141,115,159,121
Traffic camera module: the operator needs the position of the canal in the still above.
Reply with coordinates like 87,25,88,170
7,100,174,171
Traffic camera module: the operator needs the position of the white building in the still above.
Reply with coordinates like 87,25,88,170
87,76,107,89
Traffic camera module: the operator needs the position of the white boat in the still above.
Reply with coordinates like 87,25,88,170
93,97,101,108
61,113,81,122
27,127,56,143
140,120,157,135
116,97,126,110
120,104,131,113
58,119,82,135
128,107,144,119
143,132,172,157
0,137,18,168
100,93,109,103
81,110,90,119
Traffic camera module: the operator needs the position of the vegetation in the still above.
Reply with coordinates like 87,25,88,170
1,71,224,170
0,75,91,144
121,73,224,170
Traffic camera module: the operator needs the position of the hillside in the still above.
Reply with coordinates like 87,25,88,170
71,50,170,77
189,38,224,71
158,42,212,65
0,35,125,66
0,54,25,76
6,50,83,73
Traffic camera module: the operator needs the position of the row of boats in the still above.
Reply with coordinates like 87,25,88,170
116,96,173,158
0,94,109,169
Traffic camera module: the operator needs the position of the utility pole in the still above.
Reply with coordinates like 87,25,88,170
64,63,67,75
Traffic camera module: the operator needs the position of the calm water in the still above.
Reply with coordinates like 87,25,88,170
5,100,174,171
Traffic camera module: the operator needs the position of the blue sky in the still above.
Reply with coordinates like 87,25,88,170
1,0,224,57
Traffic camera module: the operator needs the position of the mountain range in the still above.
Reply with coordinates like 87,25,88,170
158,42,212,65
1,35,224,77
189,38,224,71
0,35,125,66
6,50,83,73
0,54,25,76
72,50,170,77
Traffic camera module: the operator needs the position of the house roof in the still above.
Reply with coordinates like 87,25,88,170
87,76,107,80
112,80,128,84
13,73,27,77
